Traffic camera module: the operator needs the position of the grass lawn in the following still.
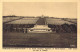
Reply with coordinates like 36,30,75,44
3,32,77,48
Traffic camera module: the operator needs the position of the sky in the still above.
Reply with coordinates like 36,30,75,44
3,2,77,18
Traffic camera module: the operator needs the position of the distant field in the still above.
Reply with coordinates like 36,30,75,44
62,18,77,24
3,32,77,48
46,18,77,25
3,17,22,23
3,16,77,25
6,17,39,24
3,17,39,24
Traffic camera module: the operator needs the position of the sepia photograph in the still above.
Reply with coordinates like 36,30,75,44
3,2,77,48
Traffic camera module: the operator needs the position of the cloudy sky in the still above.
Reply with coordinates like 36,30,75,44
3,2,77,18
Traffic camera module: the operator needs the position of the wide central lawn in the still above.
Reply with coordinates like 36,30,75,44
3,32,77,48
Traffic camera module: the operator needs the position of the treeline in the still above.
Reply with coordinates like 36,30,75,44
3,24,34,32
48,23,77,33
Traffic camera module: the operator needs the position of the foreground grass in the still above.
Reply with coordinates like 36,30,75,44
3,32,77,48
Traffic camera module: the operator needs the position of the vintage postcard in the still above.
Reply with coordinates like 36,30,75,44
0,0,80,52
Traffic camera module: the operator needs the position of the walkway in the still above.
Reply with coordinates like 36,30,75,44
36,18,45,25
